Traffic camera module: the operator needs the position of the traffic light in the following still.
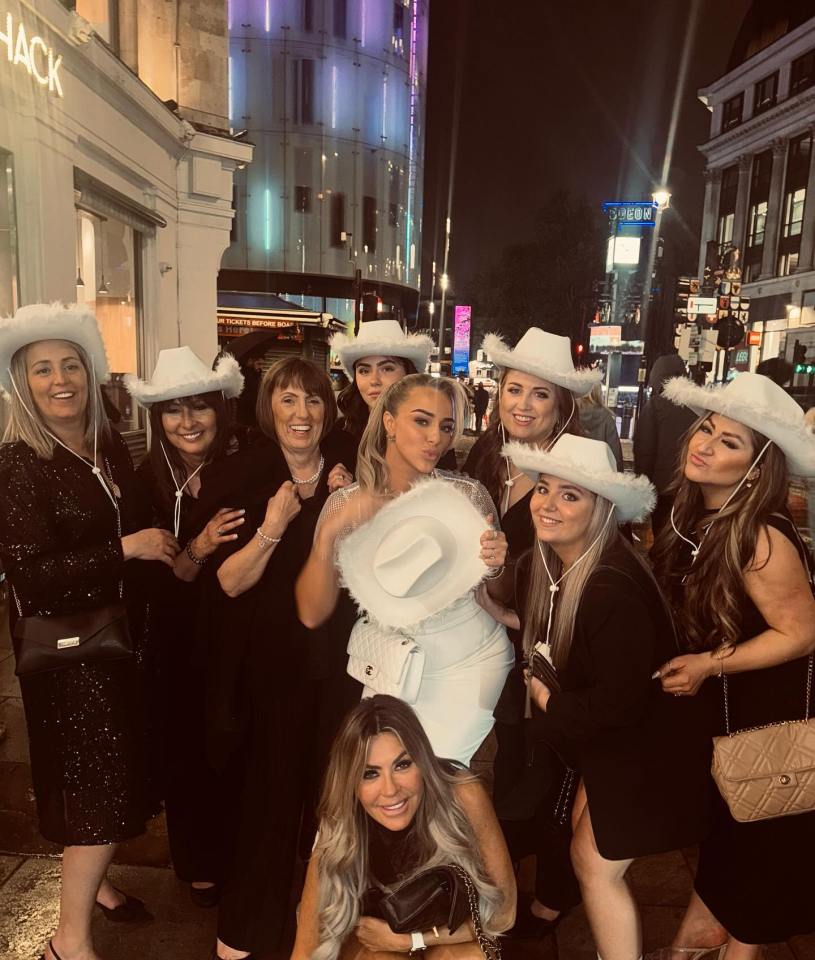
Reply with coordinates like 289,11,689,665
793,340,808,371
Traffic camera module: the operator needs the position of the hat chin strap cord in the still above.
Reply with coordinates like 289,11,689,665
670,437,772,565
537,501,616,652
501,394,576,515
9,361,118,511
160,440,205,538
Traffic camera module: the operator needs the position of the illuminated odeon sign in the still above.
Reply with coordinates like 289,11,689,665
0,11,64,98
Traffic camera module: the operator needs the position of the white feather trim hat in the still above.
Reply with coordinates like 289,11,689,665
503,434,656,522
663,372,815,478
330,319,433,378
125,346,244,408
337,477,490,629
483,328,601,396
0,302,110,398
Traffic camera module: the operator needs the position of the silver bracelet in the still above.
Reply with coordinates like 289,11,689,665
256,526,283,549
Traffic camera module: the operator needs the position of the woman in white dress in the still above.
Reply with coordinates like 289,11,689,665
296,374,513,765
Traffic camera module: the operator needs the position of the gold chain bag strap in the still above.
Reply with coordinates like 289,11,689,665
448,865,502,960
711,655,815,822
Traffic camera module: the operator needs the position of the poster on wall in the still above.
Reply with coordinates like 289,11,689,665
452,305,472,374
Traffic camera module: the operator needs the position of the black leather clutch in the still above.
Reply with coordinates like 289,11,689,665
13,603,133,676
362,865,470,935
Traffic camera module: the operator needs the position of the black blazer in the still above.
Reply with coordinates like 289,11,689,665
530,537,712,860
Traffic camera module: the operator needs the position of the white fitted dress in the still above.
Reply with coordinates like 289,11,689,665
317,471,514,766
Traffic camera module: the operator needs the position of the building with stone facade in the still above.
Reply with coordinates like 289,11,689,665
219,0,429,364
697,2,815,378
0,0,252,445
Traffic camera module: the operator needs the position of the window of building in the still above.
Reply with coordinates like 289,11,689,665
717,164,738,253
782,187,806,238
747,200,767,247
294,185,312,213
790,49,815,96
777,133,812,276
753,72,778,115
721,92,743,132
330,192,346,247
363,195,377,252
392,2,406,55
745,151,772,272
75,208,143,432
0,150,19,319
302,0,314,33
75,0,119,50
333,0,347,39
292,59,315,125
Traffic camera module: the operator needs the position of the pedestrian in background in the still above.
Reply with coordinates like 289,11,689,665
651,372,815,958
633,353,696,535
578,382,623,470
462,328,600,935
755,356,793,388
474,381,489,435
127,346,245,909
291,695,517,960
485,434,710,960
0,304,177,960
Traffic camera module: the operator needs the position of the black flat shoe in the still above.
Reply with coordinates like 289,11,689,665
95,886,153,923
190,883,220,908
506,894,568,940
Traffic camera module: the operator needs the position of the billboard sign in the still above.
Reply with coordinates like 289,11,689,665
452,305,471,374
602,201,658,226
687,296,717,316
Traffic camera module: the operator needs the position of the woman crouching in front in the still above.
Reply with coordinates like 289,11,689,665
291,696,516,960
482,435,712,960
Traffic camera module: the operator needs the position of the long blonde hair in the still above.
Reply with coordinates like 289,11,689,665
522,492,620,667
313,696,504,960
356,374,468,492
3,340,111,459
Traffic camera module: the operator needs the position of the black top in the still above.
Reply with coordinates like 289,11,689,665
367,817,421,886
526,537,712,860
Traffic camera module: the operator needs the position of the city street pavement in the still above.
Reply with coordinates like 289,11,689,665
1,438,814,959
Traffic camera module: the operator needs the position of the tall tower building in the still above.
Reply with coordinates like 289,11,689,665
220,0,430,356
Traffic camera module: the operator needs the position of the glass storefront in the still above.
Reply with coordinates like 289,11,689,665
0,149,18,318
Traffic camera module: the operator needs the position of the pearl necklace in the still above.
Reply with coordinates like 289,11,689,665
291,454,325,486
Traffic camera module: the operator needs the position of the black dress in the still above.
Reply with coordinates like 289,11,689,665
200,439,343,954
672,512,815,944
134,457,227,884
0,434,157,845
532,537,712,860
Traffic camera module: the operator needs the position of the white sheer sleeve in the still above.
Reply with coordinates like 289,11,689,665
436,470,500,530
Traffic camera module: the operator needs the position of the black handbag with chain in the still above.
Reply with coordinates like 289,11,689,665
13,603,133,676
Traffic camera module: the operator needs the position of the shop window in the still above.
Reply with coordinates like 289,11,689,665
753,72,778,115
790,49,815,96
330,192,346,247
747,200,767,247
292,59,315,125
363,195,377,253
721,92,743,132
333,0,347,39
75,0,118,50
0,150,19,318
75,209,142,432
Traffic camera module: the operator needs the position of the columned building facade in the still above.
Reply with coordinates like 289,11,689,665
697,5,815,374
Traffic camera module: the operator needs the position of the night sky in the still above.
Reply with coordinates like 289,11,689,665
421,0,753,306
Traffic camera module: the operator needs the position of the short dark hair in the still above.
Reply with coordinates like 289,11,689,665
257,356,337,442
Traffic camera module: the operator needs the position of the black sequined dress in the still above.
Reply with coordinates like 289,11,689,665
0,434,158,846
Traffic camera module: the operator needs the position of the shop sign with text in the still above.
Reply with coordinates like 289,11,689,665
0,11,64,97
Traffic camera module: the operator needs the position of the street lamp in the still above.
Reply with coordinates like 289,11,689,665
636,187,671,414
438,273,452,368
652,188,671,211
440,272,449,291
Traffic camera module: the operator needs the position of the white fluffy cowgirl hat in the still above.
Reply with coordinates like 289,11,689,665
503,434,656,522
483,327,601,397
663,372,815,478
125,346,244,408
330,319,433,378
0,302,110,398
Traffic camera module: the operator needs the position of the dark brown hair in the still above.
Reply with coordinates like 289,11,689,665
651,414,789,652
469,369,581,508
337,356,417,439
257,356,337,442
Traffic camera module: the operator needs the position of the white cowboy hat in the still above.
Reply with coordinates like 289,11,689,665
483,328,601,396
337,477,490,629
0,302,110,398
125,346,244,408
663,372,815,478
331,319,433,378
502,434,656,522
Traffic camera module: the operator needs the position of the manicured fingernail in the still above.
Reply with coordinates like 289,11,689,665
239,509,246,515
238,517,245,523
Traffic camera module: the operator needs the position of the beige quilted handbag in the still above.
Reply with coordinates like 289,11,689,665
711,655,815,822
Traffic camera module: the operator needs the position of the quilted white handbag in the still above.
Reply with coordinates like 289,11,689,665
347,616,426,704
